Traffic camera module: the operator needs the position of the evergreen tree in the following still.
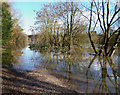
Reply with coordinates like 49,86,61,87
2,2,13,45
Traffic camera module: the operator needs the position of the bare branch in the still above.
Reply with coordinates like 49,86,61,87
88,2,93,33
88,1,98,54
109,27,120,40
79,10,90,22
110,17,120,27
94,0,104,32
107,28,120,57
109,8,120,26
107,0,109,27
91,19,99,35
102,0,107,30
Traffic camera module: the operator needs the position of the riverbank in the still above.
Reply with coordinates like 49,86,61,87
2,66,79,94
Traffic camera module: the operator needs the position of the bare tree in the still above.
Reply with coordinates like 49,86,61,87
87,0,120,57
34,2,87,52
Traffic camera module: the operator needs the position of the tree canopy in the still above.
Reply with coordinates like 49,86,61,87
2,2,13,45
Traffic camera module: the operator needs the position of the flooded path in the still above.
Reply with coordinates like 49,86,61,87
2,45,120,93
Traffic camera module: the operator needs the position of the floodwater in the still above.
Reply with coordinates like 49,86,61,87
3,44,120,93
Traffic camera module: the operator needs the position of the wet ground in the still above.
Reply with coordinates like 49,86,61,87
2,66,78,94
2,45,120,94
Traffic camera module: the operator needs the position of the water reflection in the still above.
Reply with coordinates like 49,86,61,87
9,45,120,93
2,43,27,67
86,55,120,93
35,47,120,93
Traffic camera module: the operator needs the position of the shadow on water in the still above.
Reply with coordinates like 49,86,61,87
86,55,120,93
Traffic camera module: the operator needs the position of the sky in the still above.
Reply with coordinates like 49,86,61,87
7,0,119,35
7,0,90,35
11,1,89,35
12,2,47,35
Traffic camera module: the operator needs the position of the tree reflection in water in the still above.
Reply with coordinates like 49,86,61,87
86,55,120,93
2,43,27,67
18,45,120,93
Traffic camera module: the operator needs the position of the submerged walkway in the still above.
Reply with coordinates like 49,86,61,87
2,66,79,94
